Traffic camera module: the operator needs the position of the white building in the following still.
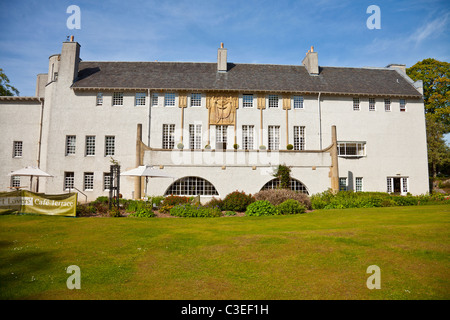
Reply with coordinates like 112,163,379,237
0,39,429,202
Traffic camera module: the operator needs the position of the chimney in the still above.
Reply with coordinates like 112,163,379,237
302,46,319,75
386,64,406,74
59,36,81,86
217,42,227,72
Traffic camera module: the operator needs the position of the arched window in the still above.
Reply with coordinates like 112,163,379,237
261,178,309,195
164,176,219,196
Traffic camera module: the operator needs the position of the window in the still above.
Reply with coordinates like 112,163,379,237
293,126,305,150
103,172,111,191
293,96,304,109
242,125,254,150
268,95,279,108
84,172,94,191
190,93,202,107
261,178,309,195
387,177,408,194
151,93,159,106
64,172,74,190
105,136,115,156
243,94,253,108
135,92,146,106
66,135,76,155
96,92,103,106
162,124,175,149
13,141,23,158
268,125,280,150
400,99,406,112
165,176,219,196
164,93,176,107
369,98,375,111
113,92,123,106
10,176,20,188
353,98,360,111
355,177,363,192
85,136,95,156
337,142,366,157
189,124,202,149
339,178,347,191
384,98,391,112
216,125,227,149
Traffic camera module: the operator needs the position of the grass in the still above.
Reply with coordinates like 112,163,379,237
0,205,449,300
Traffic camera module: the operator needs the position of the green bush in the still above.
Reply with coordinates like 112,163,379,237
160,195,192,213
169,204,222,218
108,207,121,217
204,197,224,210
245,200,278,216
222,190,255,212
277,199,306,215
129,208,155,218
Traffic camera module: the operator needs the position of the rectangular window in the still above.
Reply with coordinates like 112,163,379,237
13,141,23,158
105,136,115,156
243,94,254,108
268,125,280,150
162,124,175,149
190,93,202,107
216,125,227,149
84,172,94,191
293,96,304,109
242,125,254,150
355,177,363,192
369,98,375,111
96,92,103,106
151,93,159,106
387,177,393,193
339,178,347,191
293,126,305,150
85,136,95,156
268,95,279,108
164,93,176,107
66,135,76,155
402,177,408,193
64,172,74,190
10,176,20,188
384,98,391,112
189,124,202,149
135,92,146,106
337,142,366,157
400,99,406,112
113,92,123,106
353,98,360,111
103,172,111,191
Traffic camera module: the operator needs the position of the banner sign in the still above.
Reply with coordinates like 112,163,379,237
0,190,77,217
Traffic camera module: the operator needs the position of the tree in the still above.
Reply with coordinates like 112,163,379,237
0,68,19,96
407,59,450,178
273,164,291,189
407,58,449,132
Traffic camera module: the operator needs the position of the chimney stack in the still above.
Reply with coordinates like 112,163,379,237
217,42,227,72
302,46,319,75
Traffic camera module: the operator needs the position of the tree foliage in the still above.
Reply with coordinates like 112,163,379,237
407,58,450,132
407,59,450,177
0,68,19,96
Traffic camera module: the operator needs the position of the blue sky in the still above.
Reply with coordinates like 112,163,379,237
0,0,449,97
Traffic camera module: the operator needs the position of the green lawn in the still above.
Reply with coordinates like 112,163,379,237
0,205,449,300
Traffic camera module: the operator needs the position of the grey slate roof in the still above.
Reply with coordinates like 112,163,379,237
72,61,422,98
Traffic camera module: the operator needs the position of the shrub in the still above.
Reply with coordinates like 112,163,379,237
273,164,291,189
233,144,239,150
286,144,293,150
108,207,121,217
129,208,155,218
245,200,278,216
222,190,255,212
255,189,311,209
169,204,222,218
160,195,191,213
204,197,224,210
277,199,306,215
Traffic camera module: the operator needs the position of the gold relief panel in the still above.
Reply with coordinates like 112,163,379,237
206,94,239,125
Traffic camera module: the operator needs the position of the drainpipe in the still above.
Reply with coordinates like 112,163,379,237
147,89,152,146
36,97,45,192
318,92,322,150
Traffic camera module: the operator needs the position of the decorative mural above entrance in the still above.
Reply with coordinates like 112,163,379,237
206,94,238,126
